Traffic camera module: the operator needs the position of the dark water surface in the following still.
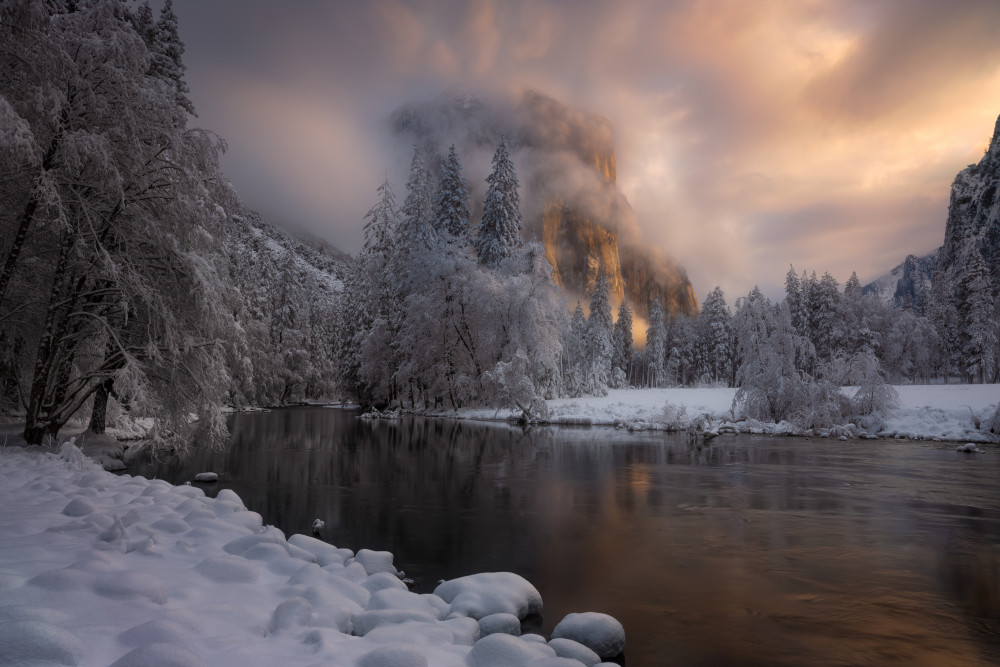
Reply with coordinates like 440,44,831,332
131,407,1000,666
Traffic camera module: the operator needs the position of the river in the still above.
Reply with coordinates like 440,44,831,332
130,407,1000,666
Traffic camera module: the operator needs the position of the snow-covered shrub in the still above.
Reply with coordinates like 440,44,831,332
480,349,548,421
659,403,689,430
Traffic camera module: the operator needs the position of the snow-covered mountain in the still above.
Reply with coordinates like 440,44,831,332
938,113,1000,291
862,252,937,310
864,112,1000,310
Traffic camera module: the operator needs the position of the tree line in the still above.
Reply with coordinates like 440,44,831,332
2,0,995,451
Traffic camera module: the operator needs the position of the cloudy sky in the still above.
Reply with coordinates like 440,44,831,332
172,0,1000,302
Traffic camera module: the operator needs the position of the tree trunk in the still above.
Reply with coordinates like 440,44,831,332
88,378,113,434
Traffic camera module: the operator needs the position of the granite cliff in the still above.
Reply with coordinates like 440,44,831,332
864,113,1000,306
391,92,699,324
938,113,1000,289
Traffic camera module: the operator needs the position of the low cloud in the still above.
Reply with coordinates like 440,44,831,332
174,0,1000,302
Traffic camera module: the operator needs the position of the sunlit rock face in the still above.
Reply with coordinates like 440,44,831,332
938,113,1000,289
391,91,699,323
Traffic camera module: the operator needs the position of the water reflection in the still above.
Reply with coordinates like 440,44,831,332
131,408,1000,666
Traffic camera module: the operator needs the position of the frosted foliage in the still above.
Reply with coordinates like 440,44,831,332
698,286,732,385
0,1,241,448
611,300,633,387
226,213,342,408
475,136,523,266
584,269,613,395
434,144,471,243
958,245,997,382
363,179,399,259
645,298,666,387
399,145,436,251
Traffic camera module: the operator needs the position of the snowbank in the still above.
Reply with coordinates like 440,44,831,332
457,385,999,443
0,442,623,666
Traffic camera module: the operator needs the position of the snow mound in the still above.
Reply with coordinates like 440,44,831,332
548,637,601,666
194,555,259,583
108,642,204,667
192,472,218,482
465,632,556,666
434,572,542,620
478,612,521,636
0,620,87,666
358,645,429,667
354,548,399,576
551,613,625,659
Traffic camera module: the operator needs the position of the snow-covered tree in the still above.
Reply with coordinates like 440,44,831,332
363,178,399,259
785,265,806,332
611,299,633,388
698,286,732,385
563,302,588,397
398,145,435,251
958,245,998,383
583,269,613,394
433,144,471,244
1,1,241,448
645,298,666,387
148,0,195,117
475,136,523,266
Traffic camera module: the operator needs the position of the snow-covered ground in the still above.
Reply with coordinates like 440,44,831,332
459,385,999,443
0,442,623,667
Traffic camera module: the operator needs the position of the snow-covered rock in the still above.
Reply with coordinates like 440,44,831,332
434,572,542,620
193,472,219,482
551,612,625,659
478,612,521,637
465,632,556,666
548,637,601,666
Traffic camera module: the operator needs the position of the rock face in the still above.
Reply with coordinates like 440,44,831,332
938,113,1000,289
862,252,937,311
391,91,700,323
865,112,1000,307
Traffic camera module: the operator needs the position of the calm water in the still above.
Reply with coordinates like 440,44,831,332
131,407,1000,666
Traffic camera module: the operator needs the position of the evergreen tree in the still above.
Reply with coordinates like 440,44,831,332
149,0,195,117
926,270,960,382
958,246,997,382
612,299,633,386
362,178,398,259
785,265,805,332
699,286,732,385
434,144,471,244
475,135,523,266
645,298,666,387
398,145,435,251
844,271,862,300
584,268,613,394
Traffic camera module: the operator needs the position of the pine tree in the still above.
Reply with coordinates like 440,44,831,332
149,0,195,117
434,144,471,244
958,246,997,382
699,286,732,384
475,135,523,266
362,178,398,260
584,268,613,394
612,299,633,386
844,271,862,300
926,270,960,382
646,298,666,387
785,265,805,332
398,145,435,251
